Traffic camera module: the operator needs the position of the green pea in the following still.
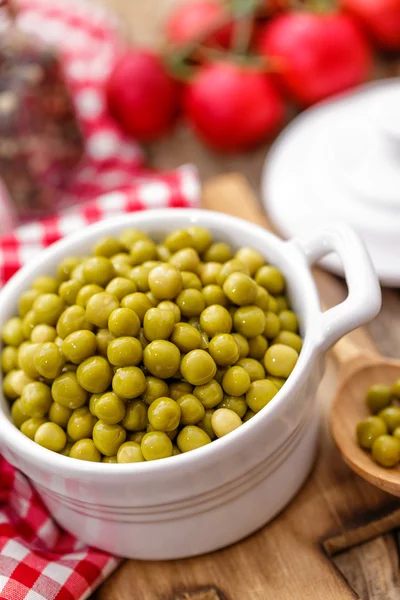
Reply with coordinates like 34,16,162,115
49,402,72,428
141,431,173,460
246,379,278,413
20,417,47,440
69,439,101,462
20,382,52,418
62,330,97,364
211,408,242,438
177,425,211,453
35,422,67,452
93,421,126,456
264,344,298,378
52,372,88,409
117,441,145,463
33,294,64,326
372,434,400,467
148,397,181,432
112,367,146,399
366,384,392,413
76,356,113,393
67,407,97,441
2,317,25,346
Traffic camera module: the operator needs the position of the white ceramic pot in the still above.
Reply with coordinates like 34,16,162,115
0,209,381,560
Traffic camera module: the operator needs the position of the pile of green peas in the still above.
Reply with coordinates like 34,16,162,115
357,380,400,467
1,225,302,463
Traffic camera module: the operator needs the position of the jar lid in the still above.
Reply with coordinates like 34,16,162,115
262,78,400,286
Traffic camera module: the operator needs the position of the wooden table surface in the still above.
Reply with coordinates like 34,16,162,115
89,2,400,598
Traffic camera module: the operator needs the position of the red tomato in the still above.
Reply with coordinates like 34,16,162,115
165,0,232,48
257,12,372,107
106,51,180,142
183,62,284,152
342,0,400,51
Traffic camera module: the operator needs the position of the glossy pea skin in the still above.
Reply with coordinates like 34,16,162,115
169,381,194,401
218,395,247,418
19,289,40,317
20,417,47,440
211,408,242,438
32,275,59,294
34,342,65,379
176,289,205,318
246,379,278,413
378,407,400,433
142,376,169,405
148,397,181,432
231,334,249,359
372,434,400,467
177,425,212,452
169,248,200,273
30,324,57,343
117,441,145,463
52,372,88,409
95,329,114,357
216,259,249,286
143,307,175,341
248,335,268,360
3,370,35,400
107,337,143,367
121,293,153,322
148,263,182,300
357,416,388,449
198,262,221,286
165,229,194,253
157,300,181,323
49,402,72,428
200,305,232,337
108,307,140,338
93,392,125,425
77,356,113,393
2,317,25,346
279,310,298,333
198,409,216,439
141,431,173,460
202,242,232,263
76,284,104,308
57,257,80,282
255,266,285,294
35,422,67,452
105,277,137,301
62,330,97,364
18,342,41,378
187,225,212,254
11,399,29,428
112,367,146,399
86,292,119,329
233,306,266,339
69,439,101,462
56,305,93,339
273,331,302,354
181,349,217,386
264,344,298,378
122,399,148,431
223,272,258,306
22,310,36,339
143,340,181,379
208,334,239,367
254,286,270,311
20,382,52,418
130,239,157,265
92,421,126,456
235,247,265,276
235,358,265,382
177,394,205,425
82,256,115,286
171,322,202,353
59,280,81,306
202,284,228,308
33,293,64,326
193,379,223,409
67,407,97,441
181,271,202,291
1,346,18,373
119,228,149,250
129,431,146,443
222,366,251,396
366,384,392,414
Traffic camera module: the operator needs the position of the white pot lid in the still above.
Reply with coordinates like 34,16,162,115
262,78,400,287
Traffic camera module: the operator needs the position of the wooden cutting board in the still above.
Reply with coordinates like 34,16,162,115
97,175,400,600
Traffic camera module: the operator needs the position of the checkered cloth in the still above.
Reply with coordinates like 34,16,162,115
0,0,201,599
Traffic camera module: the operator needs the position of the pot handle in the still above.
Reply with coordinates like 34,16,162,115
288,225,382,352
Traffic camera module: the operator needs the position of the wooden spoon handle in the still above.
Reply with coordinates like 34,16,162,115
202,174,379,364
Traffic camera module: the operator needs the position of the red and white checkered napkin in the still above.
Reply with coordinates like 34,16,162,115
0,458,120,600
0,0,202,598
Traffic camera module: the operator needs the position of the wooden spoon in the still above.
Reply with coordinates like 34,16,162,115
330,337,400,497
202,174,400,497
